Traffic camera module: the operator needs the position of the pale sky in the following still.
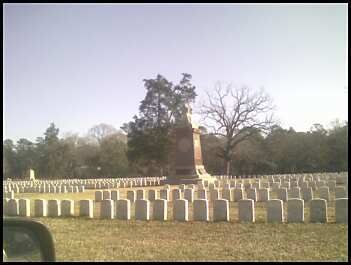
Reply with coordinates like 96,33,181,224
3,3,348,142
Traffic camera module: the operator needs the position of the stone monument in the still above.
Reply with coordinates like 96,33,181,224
163,104,216,185
27,169,35,181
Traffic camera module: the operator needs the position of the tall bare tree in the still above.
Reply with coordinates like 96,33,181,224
88,123,117,144
199,83,276,175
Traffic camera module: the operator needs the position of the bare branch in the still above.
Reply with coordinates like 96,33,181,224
199,83,276,175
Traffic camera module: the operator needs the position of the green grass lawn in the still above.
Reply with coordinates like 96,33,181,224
13,186,348,261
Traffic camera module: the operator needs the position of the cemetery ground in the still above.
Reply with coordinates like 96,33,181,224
14,186,348,262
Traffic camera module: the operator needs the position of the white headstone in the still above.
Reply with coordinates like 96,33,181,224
246,188,257,202
210,189,220,201
277,188,288,202
271,182,280,191
310,199,327,223
257,188,269,202
213,199,229,222
18,199,30,217
48,200,61,217
173,199,188,222
148,190,157,201
135,199,150,220
103,190,111,200
153,199,167,221
172,189,182,201
335,198,348,223
127,190,136,203
160,189,170,201
5,191,14,199
302,187,313,201
193,199,209,221
267,199,284,223
234,188,244,201
7,199,19,216
61,200,74,217
100,199,114,219
290,187,301,199
184,188,194,203
223,183,231,190
238,199,255,222
111,190,120,201
244,182,252,190
34,199,48,217
235,183,243,189
327,180,336,191
335,187,346,199
252,182,260,190
79,200,93,218
116,199,131,220
287,199,304,223
197,189,207,200
136,190,146,200
95,190,103,202
319,186,330,201
222,189,233,202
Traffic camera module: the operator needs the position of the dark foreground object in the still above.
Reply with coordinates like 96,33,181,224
3,217,56,262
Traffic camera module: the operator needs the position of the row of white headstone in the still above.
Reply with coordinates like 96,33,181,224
4,185,85,195
4,172,346,191
215,173,348,187
167,181,348,199
94,186,347,204
215,171,347,181
37,171,341,182
3,178,346,198
3,181,160,194
211,178,346,190
3,176,166,190
3,198,348,223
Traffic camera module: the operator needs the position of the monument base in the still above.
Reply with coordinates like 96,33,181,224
161,174,217,185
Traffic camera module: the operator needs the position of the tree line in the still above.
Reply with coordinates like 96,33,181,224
201,122,348,176
3,74,348,179
3,123,130,179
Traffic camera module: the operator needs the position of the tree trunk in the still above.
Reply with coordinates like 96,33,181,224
226,160,231,176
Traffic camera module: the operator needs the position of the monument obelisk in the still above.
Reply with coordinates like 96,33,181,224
164,104,216,185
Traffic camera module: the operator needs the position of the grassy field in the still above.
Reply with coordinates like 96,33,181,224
14,187,348,261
